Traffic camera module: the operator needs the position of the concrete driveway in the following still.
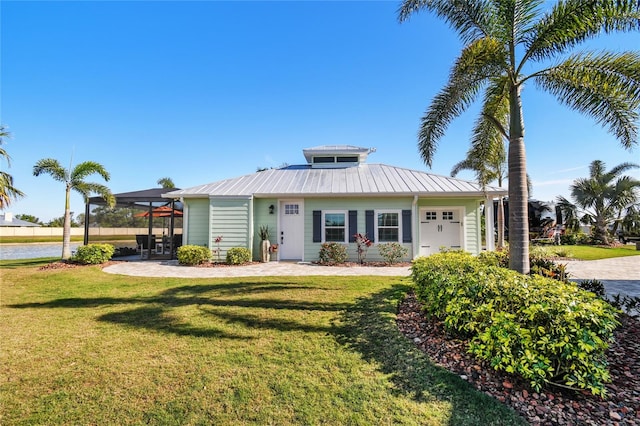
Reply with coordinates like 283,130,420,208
564,256,640,299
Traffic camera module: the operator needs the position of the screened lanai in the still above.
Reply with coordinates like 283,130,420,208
85,187,182,259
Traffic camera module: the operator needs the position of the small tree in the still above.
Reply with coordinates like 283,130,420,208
34,158,114,259
556,160,640,244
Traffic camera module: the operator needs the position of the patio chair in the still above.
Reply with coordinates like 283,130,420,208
136,234,156,259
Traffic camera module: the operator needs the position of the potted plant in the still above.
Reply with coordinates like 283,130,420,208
258,225,271,262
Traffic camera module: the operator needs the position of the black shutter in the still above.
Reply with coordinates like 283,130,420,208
313,210,322,243
402,210,412,243
365,210,374,239
348,210,357,242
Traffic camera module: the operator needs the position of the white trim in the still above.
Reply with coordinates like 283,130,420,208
373,209,402,243
485,197,495,251
322,210,348,243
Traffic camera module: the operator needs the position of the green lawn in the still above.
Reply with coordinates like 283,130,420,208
550,244,640,260
0,261,525,425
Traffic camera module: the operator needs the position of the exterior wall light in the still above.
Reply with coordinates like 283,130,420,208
269,204,275,215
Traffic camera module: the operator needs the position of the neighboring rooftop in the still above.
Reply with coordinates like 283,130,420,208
0,213,41,227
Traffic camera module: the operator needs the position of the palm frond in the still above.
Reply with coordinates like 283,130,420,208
71,161,110,182
75,182,115,207
525,0,640,63
419,37,505,166
32,158,67,182
398,0,496,44
534,51,640,149
0,171,25,209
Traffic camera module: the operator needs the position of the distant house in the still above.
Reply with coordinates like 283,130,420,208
0,213,41,227
164,146,506,262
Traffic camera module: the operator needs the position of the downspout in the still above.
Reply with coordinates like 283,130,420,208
412,195,418,259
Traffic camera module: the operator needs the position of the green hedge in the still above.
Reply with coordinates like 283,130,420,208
177,245,211,265
411,252,619,396
226,247,251,265
318,242,348,264
72,243,115,264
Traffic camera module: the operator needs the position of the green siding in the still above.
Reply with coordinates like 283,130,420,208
303,198,414,262
210,198,251,259
185,198,210,247
252,198,278,261
418,198,482,255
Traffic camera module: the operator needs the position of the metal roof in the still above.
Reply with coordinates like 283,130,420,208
163,164,507,199
0,214,41,227
88,187,181,208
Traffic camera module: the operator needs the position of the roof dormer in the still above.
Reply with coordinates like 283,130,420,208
302,145,375,168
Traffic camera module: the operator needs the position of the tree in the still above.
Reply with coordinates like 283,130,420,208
157,177,176,189
556,160,640,244
451,106,508,248
399,0,640,273
33,158,115,259
15,214,42,225
0,125,25,208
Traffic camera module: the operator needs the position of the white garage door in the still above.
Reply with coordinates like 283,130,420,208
419,208,463,256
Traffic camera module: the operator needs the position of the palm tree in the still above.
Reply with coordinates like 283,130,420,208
556,160,640,244
0,126,25,208
399,0,640,274
451,103,508,248
157,177,176,189
33,158,115,259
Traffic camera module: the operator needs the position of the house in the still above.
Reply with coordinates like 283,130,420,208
0,212,41,227
163,145,506,262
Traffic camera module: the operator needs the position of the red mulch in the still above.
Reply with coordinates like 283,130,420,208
397,290,640,425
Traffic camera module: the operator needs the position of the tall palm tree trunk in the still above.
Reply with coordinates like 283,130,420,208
508,85,529,274
62,185,72,260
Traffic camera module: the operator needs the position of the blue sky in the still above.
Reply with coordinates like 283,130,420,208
2,1,639,222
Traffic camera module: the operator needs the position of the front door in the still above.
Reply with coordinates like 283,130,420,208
279,200,304,260
419,208,463,256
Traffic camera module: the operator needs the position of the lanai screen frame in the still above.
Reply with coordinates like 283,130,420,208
85,187,181,259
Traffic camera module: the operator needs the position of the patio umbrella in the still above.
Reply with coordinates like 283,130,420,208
134,205,183,218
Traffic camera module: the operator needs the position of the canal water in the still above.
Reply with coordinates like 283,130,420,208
0,243,82,260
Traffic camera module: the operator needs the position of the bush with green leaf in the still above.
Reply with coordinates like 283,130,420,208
318,242,347,264
72,243,115,264
377,242,409,264
226,247,251,265
177,245,211,265
411,252,620,396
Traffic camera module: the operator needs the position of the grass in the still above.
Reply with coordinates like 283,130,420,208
551,244,640,261
0,263,526,425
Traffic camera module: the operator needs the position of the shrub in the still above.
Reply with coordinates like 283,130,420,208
477,250,509,268
318,242,348,264
226,247,251,265
411,252,620,396
177,245,211,265
72,243,115,264
377,242,409,264
478,248,569,282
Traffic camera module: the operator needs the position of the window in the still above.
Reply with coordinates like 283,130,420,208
323,211,347,242
284,204,299,215
442,211,454,221
376,210,400,242
336,156,359,163
313,156,335,164
425,211,437,221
